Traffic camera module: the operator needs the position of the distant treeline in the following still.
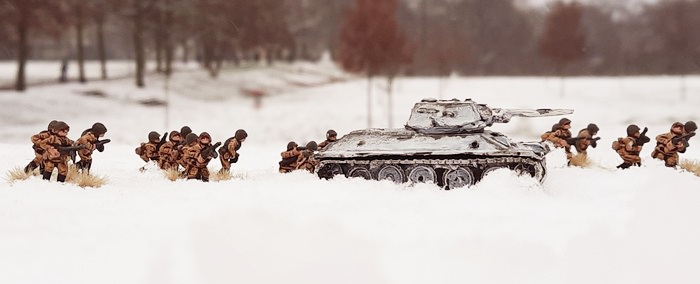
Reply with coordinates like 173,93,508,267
1,0,699,89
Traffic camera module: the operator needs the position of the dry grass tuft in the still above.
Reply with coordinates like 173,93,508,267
211,169,233,182
164,168,183,181
5,167,32,183
569,154,592,168
66,165,80,182
69,172,109,188
680,160,700,177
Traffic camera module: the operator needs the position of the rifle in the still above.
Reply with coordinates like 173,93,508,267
279,156,298,167
54,144,85,163
201,142,221,160
635,127,651,146
95,139,111,152
672,132,696,149
566,136,601,147
157,131,168,150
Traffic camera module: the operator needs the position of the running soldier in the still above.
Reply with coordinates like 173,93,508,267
183,132,220,182
613,125,650,169
75,122,109,173
219,129,247,173
158,131,182,170
279,142,300,173
24,120,58,173
38,121,78,182
318,130,338,150
651,121,696,167
544,118,573,162
572,123,600,158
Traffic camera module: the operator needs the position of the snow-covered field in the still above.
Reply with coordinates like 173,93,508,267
1,61,700,284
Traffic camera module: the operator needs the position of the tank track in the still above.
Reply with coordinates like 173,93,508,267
316,156,546,188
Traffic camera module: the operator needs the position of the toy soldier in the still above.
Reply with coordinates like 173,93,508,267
571,123,600,158
318,130,338,150
651,121,696,167
76,122,109,173
613,125,650,169
296,141,319,173
279,142,300,173
219,129,248,173
24,120,58,173
544,118,573,162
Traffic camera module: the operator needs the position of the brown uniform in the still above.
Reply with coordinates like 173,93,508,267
295,151,318,173
652,132,686,167
546,129,573,160
29,130,52,169
136,142,159,162
76,132,98,162
219,138,241,172
183,143,212,181
279,149,301,173
616,137,642,164
318,139,332,150
38,134,74,176
158,141,180,170
574,129,593,156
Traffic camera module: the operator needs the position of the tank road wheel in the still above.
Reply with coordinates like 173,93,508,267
376,165,405,183
481,166,506,179
442,167,475,190
534,161,546,182
347,166,371,180
513,163,532,177
317,163,344,179
407,165,437,184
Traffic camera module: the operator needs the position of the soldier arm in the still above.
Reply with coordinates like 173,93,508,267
281,149,300,159
624,138,635,152
145,143,158,160
228,140,239,157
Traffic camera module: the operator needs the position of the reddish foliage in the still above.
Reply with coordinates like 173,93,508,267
337,0,413,77
538,1,586,69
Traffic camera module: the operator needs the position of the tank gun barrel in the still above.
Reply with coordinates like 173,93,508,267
491,108,574,124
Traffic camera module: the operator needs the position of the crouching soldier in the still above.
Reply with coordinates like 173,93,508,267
540,124,559,142
545,118,573,162
296,141,319,173
24,120,58,173
318,130,338,150
158,131,182,170
75,122,109,173
38,121,78,182
136,131,161,163
613,125,649,169
279,142,300,173
183,133,220,182
652,121,696,167
219,129,247,173
572,123,600,158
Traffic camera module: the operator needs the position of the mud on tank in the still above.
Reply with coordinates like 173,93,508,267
315,98,573,189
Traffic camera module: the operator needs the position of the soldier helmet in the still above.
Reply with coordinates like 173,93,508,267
169,131,181,141
551,123,559,132
587,123,599,134
54,121,70,132
198,132,211,141
47,120,59,131
671,122,684,134
287,141,297,151
180,126,192,138
326,130,337,139
305,141,318,151
626,124,640,136
685,121,697,133
148,131,160,142
91,122,107,136
185,133,198,145
558,118,571,126
235,129,248,141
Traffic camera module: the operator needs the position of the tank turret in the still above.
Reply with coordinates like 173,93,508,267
315,98,573,189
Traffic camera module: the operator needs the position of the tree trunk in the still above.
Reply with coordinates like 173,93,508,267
75,4,86,83
96,19,108,79
367,75,373,128
387,77,394,128
15,9,29,92
182,40,190,63
164,8,173,76
155,37,163,73
133,9,146,88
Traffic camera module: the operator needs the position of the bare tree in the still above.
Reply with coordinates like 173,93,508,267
338,0,413,128
4,0,67,91
538,1,586,96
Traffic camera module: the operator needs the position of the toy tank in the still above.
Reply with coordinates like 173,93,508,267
315,98,573,189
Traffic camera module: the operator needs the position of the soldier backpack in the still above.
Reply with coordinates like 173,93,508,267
612,138,623,151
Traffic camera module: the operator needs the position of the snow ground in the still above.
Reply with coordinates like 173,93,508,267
1,61,700,284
